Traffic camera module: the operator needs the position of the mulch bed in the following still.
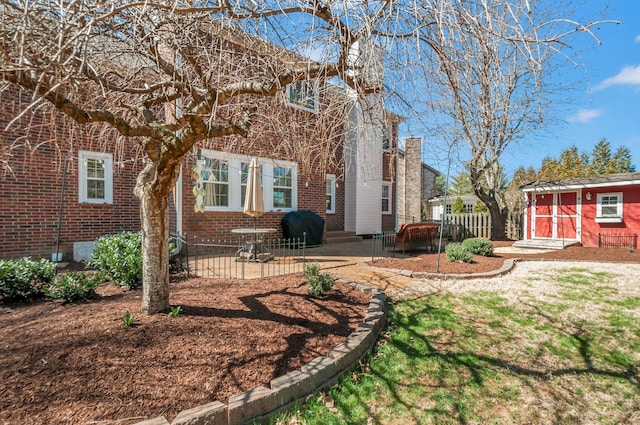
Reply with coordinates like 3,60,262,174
3,243,638,424
0,275,370,424
374,242,640,274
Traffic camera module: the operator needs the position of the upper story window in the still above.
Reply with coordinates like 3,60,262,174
326,174,336,214
382,127,390,151
596,192,623,223
78,151,113,204
286,80,319,113
382,181,392,214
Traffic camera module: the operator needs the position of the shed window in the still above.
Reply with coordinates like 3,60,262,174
596,192,623,223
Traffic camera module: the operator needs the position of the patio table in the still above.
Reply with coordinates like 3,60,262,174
231,228,276,262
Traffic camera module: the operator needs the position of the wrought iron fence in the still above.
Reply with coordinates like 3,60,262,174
170,232,307,280
598,233,637,249
371,232,397,261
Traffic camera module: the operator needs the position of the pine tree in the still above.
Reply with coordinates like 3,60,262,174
589,139,613,175
612,146,636,173
452,197,467,214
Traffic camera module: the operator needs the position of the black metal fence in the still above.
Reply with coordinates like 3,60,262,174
169,232,307,280
598,233,637,249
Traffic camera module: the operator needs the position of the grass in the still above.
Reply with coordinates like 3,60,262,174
271,266,640,425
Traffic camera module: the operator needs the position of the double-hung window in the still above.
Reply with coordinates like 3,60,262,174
596,192,623,223
78,151,113,204
286,80,319,113
326,174,336,214
197,150,297,212
203,158,229,207
273,166,293,209
381,182,392,214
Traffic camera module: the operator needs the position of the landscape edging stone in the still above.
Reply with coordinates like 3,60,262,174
132,281,387,425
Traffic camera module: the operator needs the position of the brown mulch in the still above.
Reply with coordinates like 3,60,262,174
3,243,639,425
374,242,640,274
0,275,370,425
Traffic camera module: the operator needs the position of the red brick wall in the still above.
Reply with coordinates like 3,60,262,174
1,87,143,260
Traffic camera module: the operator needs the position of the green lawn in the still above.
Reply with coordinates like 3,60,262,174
272,267,640,424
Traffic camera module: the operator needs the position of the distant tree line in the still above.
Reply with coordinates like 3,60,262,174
505,138,636,211
441,138,635,215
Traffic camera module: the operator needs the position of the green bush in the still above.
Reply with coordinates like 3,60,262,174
462,237,494,256
472,200,489,213
0,258,56,302
452,197,466,214
445,243,473,263
89,232,143,289
46,271,102,303
304,264,334,297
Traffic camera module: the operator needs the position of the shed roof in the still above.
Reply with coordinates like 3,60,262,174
519,172,640,192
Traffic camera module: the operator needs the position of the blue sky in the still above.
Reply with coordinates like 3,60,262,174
410,1,640,180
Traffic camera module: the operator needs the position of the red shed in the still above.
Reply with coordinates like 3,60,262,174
519,172,640,248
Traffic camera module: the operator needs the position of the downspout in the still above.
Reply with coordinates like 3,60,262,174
54,154,70,264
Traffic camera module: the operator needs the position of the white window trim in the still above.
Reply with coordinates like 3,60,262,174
78,151,113,204
382,181,392,215
285,80,319,113
200,150,298,213
326,174,336,214
595,192,623,223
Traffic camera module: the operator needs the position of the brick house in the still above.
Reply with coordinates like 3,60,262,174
396,137,440,223
1,29,404,260
0,88,144,261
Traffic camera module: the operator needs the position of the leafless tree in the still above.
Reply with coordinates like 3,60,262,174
0,0,607,312
404,1,612,239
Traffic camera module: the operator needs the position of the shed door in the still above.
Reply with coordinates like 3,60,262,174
534,194,553,238
557,192,577,239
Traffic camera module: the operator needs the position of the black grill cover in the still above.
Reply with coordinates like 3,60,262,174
281,210,324,246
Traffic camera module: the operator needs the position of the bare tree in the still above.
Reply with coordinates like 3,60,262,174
0,0,607,312
0,1,401,313
407,1,611,239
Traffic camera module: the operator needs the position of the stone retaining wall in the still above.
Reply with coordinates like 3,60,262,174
135,281,387,425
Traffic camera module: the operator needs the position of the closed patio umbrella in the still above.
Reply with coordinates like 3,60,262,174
243,158,264,229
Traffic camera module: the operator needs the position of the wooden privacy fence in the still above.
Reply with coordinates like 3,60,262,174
446,212,522,240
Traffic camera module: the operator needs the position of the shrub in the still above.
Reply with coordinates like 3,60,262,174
452,197,466,214
304,264,334,297
445,243,473,263
45,271,102,303
462,238,494,256
89,232,143,289
472,200,489,213
0,258,56,302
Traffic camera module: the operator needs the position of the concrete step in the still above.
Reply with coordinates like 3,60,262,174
323,231,363,244
513,239,579,250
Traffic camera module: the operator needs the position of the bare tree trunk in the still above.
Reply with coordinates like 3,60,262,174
135,157,181,314
140,191,170,314
489,203,508,241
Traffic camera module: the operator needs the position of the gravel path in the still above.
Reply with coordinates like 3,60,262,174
385,261,640,300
